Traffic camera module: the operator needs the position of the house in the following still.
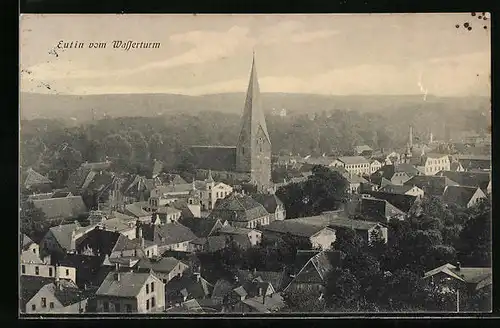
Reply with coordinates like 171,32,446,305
21,260,77,285
403,175,460,197
450,161,466,172
22,168,52,193
178,217,226,239
153,205,183,224
360,197,406,223
239,293,285,313
370,159,382,174
331,156,371,176
109,230,158,259
413,153,451,176
379,185,425,199
193,171,234,211
236,269,289,293
216,226,262,247
252,193,286,222
165,298,205,313
370,165,414,186
136,257,189,284
24,278,90,313
284,251,342,293
423,263,492,294
39,222,96,257
457,155,491,172
343,174,369,194
165,272,214,307
123,203,151,222
75,227,122,257
354,145,373,156
286,215,388,244
363,191,420,214
189,236,229,253
52,254,105,289
119,174,153,203
208,193,272,229
98,215,137,239
442,186,487,208
32,196,88,223
141,221,197,253
262,220,336,250
95,265,165,313
20,234,44,264
436,171,491,194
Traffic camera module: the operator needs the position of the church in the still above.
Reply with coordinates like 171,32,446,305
189,54,272,192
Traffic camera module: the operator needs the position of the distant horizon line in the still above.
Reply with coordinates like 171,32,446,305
20,91,490,98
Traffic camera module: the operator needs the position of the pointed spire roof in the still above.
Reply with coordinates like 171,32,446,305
206,170,214,183
238,53,271,145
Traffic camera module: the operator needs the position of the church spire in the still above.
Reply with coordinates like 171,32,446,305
206,169,214,183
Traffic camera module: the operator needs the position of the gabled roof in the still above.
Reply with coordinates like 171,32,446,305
32,196,88,220
211,279,235,299
136,257,183,273
75,227,121,256
111,234,146,254
403,175,460,197
379,184,415,195
178,217,223,238
364,190,418,213
218,225,258,236
251,193,284,214
436,171,491,191
165,274,214,303
289,251,341,285
53,253,104,288
124,203,151,218
99,217,136,233
142,222,197,246
442,186,485,207
208,193,269,222
22,234,35,250
287,214,383,231
361,197,406,221
337,156,370,165
355,145,373,153
96,271,155,297
45,283,91,307
262,220,328,238
23,168,52,188
241,294,285,313
20,276,59,310
236,269,288,292
205,236,227,252
47,223,86,250
424,263,492,290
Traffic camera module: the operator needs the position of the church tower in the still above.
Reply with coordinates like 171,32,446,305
236,53,272,191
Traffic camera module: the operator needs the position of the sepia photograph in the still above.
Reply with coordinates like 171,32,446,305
19,13,491,315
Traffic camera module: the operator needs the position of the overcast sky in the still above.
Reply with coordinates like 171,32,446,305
20,14,491,97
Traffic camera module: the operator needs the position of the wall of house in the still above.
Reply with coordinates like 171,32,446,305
25,285,62,313
96,296,139,313
137,275,165,313
344,163,370,176
275,206,286,221
310,229,336,250
406,187,424,199
391,172,411,185
51,299,88,313
425,157,451,176
162,241,191,253
145,245,158,258
20,263,76,284
24,243,40,257
247,230,262,246
370,162,382,174
367,226,388,244
467,189,486,208
167,262,189,282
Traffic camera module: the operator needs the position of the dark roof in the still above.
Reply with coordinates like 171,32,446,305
96,271,155,297
75,228,121,256
20,276,56,311
236,269,288,292
136,257,183,273
252,194,284,214
290,251,341,285
53,254,104,288
436,171,491,191
457,156,491,170
66,167,93,192
231,234,252,250
112,234,145,253
287,214,382,231
205,236,228,252
32,196,88,220
361,198,406,222
424,264,492,290
50,283,91,307
403,175,459,197
190,146,237,171
142,222,197,245
337,156,370,165
208,194,269,222
364,190,418,213
22,234,35,250
262,220,327,238
211,279,235,299
442,186,484,207
48,223,92,250
178,217,223,238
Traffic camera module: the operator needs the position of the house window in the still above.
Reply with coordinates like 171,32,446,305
146,284,149,294
49,268,53,277
33,248,36,253
125,304,132,312
115,303,121,312
146,299,150,310
49,302,54,309
103,301,109,312
41,298,47,308
208,193,212,198
66,269,69,276
22,265,26,274
35,267,39,275
151,282,155,292
151,297,156,308
163,279,167,284
31,304,36,311
147,250,150,257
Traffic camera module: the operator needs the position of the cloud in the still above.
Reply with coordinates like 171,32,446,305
258,20,338,45
290,30,340,43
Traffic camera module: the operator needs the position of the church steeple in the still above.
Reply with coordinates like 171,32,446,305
236,53,272,191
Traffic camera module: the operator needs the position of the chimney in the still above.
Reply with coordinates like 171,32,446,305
262,292,266,305
115,263,121,281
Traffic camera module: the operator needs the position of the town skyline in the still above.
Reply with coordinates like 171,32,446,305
20,14,490,97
